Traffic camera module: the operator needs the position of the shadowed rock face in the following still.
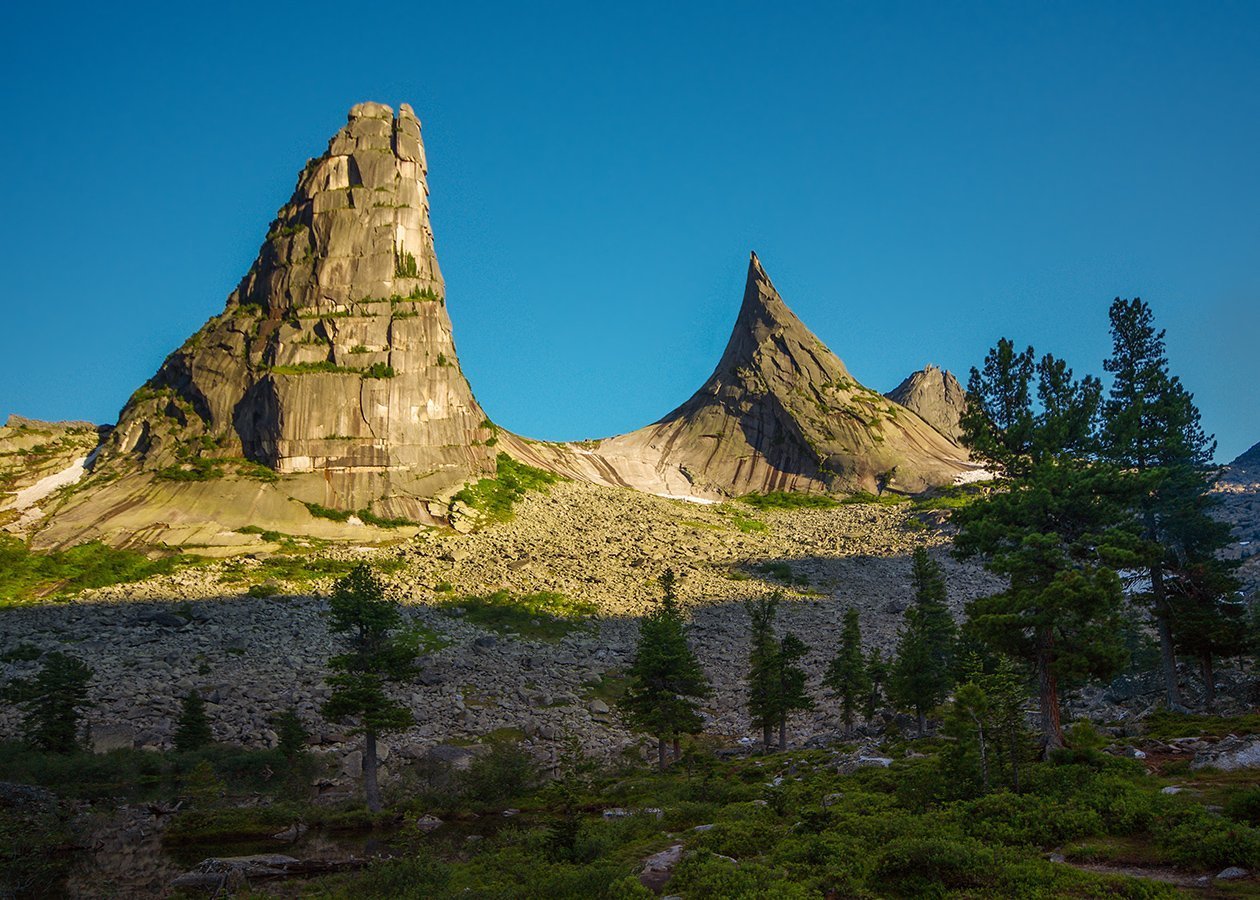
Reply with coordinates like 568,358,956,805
505,255,978,498
89,102,495,520
886,365,969,443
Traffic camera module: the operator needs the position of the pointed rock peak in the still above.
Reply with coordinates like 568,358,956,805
886,366,968,443
717,253,851,384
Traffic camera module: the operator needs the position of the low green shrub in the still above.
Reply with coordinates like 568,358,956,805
738,491,839,510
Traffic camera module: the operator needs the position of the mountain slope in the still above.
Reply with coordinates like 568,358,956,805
506,255,978,499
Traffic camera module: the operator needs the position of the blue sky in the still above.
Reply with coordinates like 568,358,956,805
1,2,1257,461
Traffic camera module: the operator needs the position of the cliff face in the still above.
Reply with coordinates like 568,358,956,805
98,102,492,515
35,103,494,548
886,365,969,443
506,255,979,499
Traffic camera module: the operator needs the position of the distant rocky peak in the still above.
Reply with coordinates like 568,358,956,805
886,365,968,442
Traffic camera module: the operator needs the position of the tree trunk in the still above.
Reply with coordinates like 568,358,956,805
778,716,787,752
1150,562,1185,711
1200,654,1216,712
763,722,773,752
672,737,681,761
969,712,989,792
916,709,926,737
1008,722,1021,793
657,736,667,771
1036,630,1064,755
363,729,382,813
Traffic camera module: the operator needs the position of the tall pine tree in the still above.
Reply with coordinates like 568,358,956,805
956,345,1133,751
1167,559,1247,710
825,608,870,730
321,564,416,812
2,652,93,752
888,548,957,734
1102,297,1226,710
772,632,813,751
622,569,712,769
746,593,782,750
174,691,212,752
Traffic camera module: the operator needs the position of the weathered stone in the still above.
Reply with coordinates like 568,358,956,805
886,364,969,443
89,723,135,753
1192,735,1260,771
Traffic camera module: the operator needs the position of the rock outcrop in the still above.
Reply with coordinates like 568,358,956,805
0,417,106,533
1215,440,1260,595
506,254,979,498
885,365,968,442
35,103,494,548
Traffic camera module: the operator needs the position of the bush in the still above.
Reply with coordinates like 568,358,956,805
873,833,995,892
1225,786,1260,827
459,741,540,807
739,491,839,510
0,535,197,605
1152,798,1260,869
451,454,560,525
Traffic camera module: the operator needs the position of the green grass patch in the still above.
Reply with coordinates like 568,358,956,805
910,483,987,511
0,536,200,605
1142,711,1260,741
451,454,560,525
739,490,840,510
445,590,597,641
304,503,417,528
269,361,396,378
840,490,910,507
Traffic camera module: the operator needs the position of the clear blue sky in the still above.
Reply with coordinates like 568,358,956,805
2,2,1257,461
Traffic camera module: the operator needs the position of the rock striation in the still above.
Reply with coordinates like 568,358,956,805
507,254,979,498
885,364,969,443
38,103,495,547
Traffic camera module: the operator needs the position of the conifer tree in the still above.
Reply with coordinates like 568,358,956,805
1101,297,1227,710
274,706,310,760
622,569,712,769
941,654,1029,795
746,593,781,750
2,652,93,752
956,344,1133,752
321,563,416,812
773,632,813,750
863,648,887,722
174,691,213,752
888,548,957,734
825,608,870,730
1168,560,1247,710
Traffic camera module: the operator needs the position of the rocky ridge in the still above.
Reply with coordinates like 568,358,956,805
23,102,979,551
1216,440,1260,595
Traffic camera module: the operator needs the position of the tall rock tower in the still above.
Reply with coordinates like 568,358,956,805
95,102,494,524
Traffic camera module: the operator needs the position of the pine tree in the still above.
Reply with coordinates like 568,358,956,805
273,706,309,760
941,655,1030,795
622,569,712,769
173,691,213,752
1101,297,1226,710
321,564,416,811
2,652,93,752
888,548,957,734
773,632,813,751
863,648,887,722
1167,560,1247,711
745,593,781,750
824,608,870,730
956,345,1133,752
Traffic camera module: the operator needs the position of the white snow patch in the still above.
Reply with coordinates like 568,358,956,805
953,468,995,486
5,456,90,511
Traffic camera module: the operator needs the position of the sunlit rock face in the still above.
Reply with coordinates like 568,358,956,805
505,254,979,499
886,364,969,443
97,102,494,521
